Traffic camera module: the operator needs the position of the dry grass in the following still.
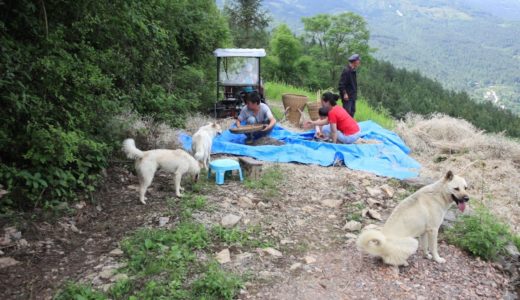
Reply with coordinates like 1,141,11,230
395,113,520,233
119,112,236,151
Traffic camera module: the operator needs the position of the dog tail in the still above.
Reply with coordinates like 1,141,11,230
194,149,204,162
356,229,418,266
356,229,387,256
192,139,205,162
122,138,144,160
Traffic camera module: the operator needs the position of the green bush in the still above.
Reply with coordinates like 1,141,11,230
0,0,230,210
192,262,243,300
445,206,513,260
54,282,106,300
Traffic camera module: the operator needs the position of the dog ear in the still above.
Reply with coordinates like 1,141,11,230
444,170,454,182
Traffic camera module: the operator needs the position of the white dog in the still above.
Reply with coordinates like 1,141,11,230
356,171,469,266
122,139,200,204
192,122,222,169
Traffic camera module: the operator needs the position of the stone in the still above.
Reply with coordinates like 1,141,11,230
290,262,302,270
0,257,20,269
321,199,342,208
99,269,115,279
159,217,170,227
505,243,520,259
342,220,362,231
109,248,124,256
302,205,315,212
362,208,382,221
69,224,81,233
221,214,241,228
363,224,380,231
304,256,316,264
366,198,382,207
263,247,283,257
345,233,357,240
366,187,382,198
75,201,86,209
216,249,231,264
238,197,255,208
101,284,113,292
17,239,29,247
235,252,253,262
380,184,395,198
110,273,129,282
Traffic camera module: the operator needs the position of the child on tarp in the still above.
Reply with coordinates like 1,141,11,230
314,107,329,140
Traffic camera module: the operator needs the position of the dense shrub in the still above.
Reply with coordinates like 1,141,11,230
445,206,514,260
0,0,230,209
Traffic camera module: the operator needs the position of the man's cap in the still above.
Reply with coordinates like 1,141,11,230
348,54,360,62
243,86,254,93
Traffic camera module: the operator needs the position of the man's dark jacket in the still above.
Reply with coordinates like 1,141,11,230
338,65,357,100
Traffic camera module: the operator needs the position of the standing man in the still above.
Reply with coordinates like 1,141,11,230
338,54,361,117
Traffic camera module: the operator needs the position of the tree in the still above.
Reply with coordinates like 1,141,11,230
223,0,271,48
302,12,370,87
0,0,230,209
262,24,313,86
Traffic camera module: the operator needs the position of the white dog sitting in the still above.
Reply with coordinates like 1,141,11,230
192,122,222,169
356,171,469,266
123,139,200,204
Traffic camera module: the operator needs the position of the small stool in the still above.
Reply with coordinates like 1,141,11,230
208,159,243,185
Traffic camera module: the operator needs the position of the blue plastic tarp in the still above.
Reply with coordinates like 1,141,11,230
180,121,421,180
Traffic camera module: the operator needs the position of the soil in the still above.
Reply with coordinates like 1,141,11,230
0,157,517,299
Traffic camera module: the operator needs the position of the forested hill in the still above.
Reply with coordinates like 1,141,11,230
261,0,520,115
359,60,520,138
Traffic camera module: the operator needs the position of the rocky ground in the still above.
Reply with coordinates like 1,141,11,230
1,155,518,299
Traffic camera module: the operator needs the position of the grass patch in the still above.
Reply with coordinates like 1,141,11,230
244,165,283,198
191,262,243,300
264,81,316,101
75,221,244,299
211,225,272,249
354,98,395,129
445,205,517,260
54,282,105,300
191,173,212,194
270,105,284,120
121,223,209,276
344,202,365,222
55,190,250,299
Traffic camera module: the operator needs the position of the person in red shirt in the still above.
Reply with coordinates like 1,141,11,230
304,92,361,144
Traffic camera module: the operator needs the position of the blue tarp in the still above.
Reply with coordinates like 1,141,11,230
180,121,421,180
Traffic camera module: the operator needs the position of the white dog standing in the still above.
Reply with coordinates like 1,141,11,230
356,171,469,266
192,122,222,169
123,139,200,204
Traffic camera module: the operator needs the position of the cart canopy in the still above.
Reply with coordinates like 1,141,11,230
214,48,266,57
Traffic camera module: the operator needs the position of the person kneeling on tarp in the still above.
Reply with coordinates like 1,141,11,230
304,92,360,144
235,91,276,140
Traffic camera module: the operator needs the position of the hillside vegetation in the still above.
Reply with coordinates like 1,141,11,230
0,0,229,210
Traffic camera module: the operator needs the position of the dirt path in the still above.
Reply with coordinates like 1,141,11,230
0,159,513,299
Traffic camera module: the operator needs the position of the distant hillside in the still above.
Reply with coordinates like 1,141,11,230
259,0,520,114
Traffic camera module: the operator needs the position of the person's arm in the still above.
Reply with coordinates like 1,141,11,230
338,69,349,100
261,106,276,131
236,107,246,127
330,123,338,143
304,117,329,129
263,115,276,131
